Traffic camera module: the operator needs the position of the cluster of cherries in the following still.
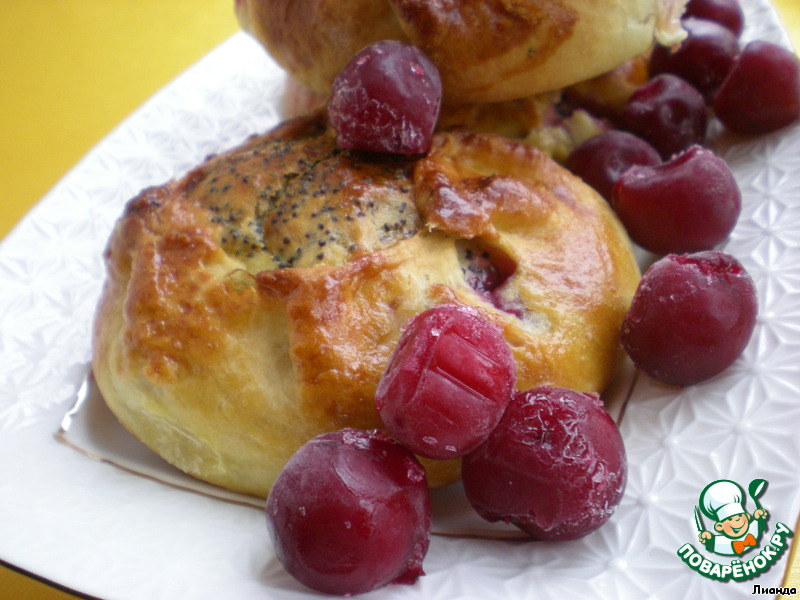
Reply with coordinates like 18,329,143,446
566,0,793,386
265,0,798,595
567,4,799,254
267,305,627,595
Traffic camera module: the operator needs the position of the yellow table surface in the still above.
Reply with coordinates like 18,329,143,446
2,1,800,598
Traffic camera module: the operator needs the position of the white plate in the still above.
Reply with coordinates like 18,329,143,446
2,2,800,597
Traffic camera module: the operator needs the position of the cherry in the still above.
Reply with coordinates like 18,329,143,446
265,428,431,596
612,145,741,254
566,130,661,202
649,18,740,103
621,252,758,386
622,74,708,159
328,40,442,154
462,247,509,295
462,386,627,541
375,304,516,460
684,0,745,37
622,74,709,159
713,41,800,135
457,241,521,316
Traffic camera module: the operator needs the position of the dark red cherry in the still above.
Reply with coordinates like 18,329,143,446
265,429,431,596
684,0,745,37
622,74,708,159
328,40,442,154
566,130,661,202
649,18,739,103
621,251,758,386
462,386,627,541
375,304,516,460
713,41,800,135
612,145,741,254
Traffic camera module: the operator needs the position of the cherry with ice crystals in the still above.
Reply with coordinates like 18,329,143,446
684,0,745,37
328,40,442,154
375,304,516,460
565,130,661,202
649,18,739,103
265,428,431,596
713,41,800,135
622,74,708,159
462,386,627,541
621,251,758,386
612,145,741,254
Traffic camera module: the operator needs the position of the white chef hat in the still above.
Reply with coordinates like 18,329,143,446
700,480,747,521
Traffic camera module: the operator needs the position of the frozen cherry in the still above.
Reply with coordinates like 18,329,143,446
684,0,745,37
622,74,708,158
265,429,431,596
462,386,627,541
566,130,661,202
621,252,758,386
375,304,516,460
649,18,740,103
612,145,741,254
713,41,800,135
328,40,442,154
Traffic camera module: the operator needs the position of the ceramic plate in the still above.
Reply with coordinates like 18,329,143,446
2,2,800,598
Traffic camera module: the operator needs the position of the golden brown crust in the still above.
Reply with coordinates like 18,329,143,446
93,112,639,497
236,0,687,104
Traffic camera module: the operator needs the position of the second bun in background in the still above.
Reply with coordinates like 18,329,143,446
235,0,688,105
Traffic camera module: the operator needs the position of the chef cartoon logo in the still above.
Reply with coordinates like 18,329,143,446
696,479,768,556
677,478,794,583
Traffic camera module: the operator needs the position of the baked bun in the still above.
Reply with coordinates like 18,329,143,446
235,0,687,104
93,112,640,497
